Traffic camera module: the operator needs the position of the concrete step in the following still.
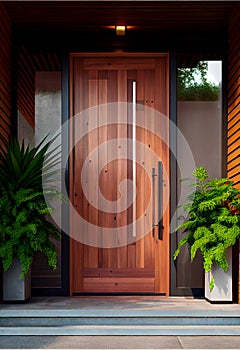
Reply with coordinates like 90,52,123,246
1,325,240,336
1,309,240,336
2,317,240,327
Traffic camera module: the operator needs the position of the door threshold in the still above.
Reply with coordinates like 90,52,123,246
72,292,166,296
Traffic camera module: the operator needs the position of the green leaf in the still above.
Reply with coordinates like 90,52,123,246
172,166,240,281
0,135,62,278
209,277,215,292
192,167,208,182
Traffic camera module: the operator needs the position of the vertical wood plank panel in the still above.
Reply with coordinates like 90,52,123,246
98,71,108,268
70,58,84,294
87,70,99,268
117,70,128,268
107,70,118,268
126,70,138,269
136,70,145,269
143,69,155,269
82,70,90,271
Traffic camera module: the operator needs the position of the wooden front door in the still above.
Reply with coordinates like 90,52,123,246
69,53,169,295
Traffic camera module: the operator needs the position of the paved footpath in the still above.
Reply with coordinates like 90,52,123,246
0,335,240,349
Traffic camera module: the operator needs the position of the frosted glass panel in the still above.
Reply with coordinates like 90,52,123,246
31,71,62,289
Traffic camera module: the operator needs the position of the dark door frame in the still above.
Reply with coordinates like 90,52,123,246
32,49,227,297
169,52,228,297
32,51,70,297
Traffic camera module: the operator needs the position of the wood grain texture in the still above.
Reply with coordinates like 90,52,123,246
227,2,240,303
70,54,169,294
83,277,155,293
84,267,154,277
0,2,11,146
4,2,236,34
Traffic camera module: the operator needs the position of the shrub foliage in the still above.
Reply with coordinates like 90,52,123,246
178,61,220,101
173,167,240,291
0,136,61,278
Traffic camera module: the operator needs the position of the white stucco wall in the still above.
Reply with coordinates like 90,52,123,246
176,101,222,289
177,101,222,181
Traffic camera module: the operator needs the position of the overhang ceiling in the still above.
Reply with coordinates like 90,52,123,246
3,1,238,32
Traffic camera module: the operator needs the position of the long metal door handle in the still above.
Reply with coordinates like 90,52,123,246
152,162,163,240
158,161,164,240
132,81,137,237
152,167,156,236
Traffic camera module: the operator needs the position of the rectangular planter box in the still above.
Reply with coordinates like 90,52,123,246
3,259,31,302
205,247,232,302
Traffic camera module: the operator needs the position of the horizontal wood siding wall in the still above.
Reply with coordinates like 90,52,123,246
0,1,11,301
17,46,35,127
228,3,240,186
0,2,11,144
17,47,61,128
228,3,240,304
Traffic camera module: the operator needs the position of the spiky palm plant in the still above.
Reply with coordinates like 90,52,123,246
0,135,61,278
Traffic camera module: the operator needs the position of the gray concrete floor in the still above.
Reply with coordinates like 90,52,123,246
1,296,240,311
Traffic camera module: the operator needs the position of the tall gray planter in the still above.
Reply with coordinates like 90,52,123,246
205,247,232,303
3,259,31,302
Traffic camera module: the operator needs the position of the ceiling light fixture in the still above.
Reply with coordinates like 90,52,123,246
116,25,126,36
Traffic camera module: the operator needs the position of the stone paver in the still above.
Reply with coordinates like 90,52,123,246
178,336,240,349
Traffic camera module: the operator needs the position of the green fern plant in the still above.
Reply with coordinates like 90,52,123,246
0,135,61,278
173,167,240,291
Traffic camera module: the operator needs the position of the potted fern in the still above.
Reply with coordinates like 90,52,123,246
0,135,61,301
173,167,240,302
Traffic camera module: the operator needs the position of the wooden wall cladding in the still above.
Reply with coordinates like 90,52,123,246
0,1,11,302
0,2,12,144
17,46,61,128
3,1,236,32
227,3,240,304
227,3,240,188
17,46,35,127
